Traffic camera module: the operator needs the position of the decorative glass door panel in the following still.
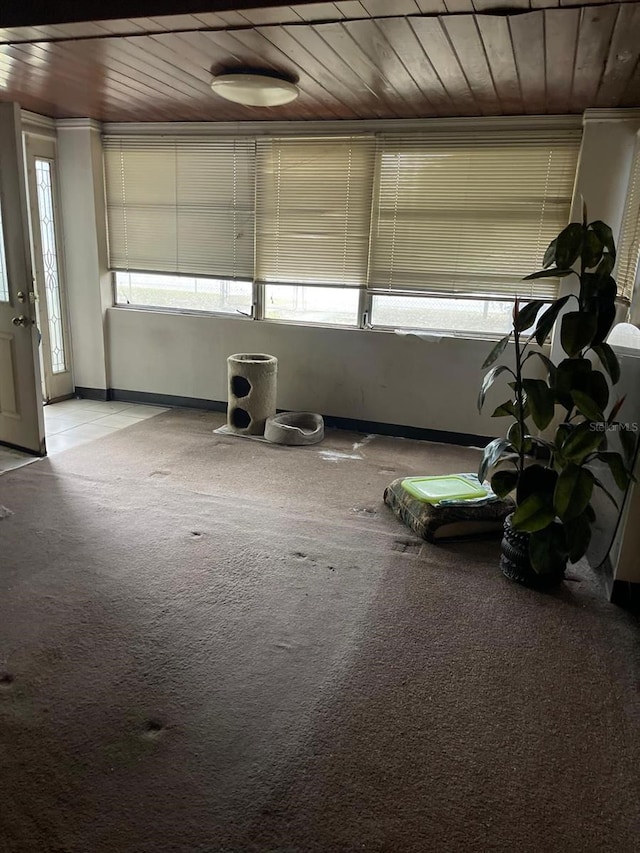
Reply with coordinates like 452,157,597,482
25,135,73,402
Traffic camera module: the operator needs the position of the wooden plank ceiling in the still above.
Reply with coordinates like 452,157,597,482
0,1,639,121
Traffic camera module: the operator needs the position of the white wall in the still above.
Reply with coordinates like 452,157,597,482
574,114,640,239
56,111,640,439
108,307,535,436
551,111,640,363
57,121,111,391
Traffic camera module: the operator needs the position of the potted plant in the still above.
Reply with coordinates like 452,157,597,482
478,215,635,587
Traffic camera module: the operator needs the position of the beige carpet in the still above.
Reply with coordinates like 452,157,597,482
0,409,638,853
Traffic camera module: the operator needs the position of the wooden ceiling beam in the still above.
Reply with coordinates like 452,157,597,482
0,1,325,29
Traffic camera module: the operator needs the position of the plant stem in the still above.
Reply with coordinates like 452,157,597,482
514,325,526,480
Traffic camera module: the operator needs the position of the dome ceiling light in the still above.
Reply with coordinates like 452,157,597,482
210,72,299,107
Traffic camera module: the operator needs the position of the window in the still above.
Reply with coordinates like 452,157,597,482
34,159,67,372
371,294,520,336
104,135,255,291
368,132,579,307
103,126,580,334
256,136,375,325
114,271,252,315
617,141,640,306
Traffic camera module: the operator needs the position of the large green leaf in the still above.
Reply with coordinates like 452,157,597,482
507,420,524,452
524,350,557,383
478,437,512,483
507,421,532,454
569,369,609,422
491,469,518,498
570,390,604,423
555,423,572,448
514,300,545,333
482,333,511,369
595,452,632,491
553,358,592,410
554,465,595,520
492,400,517,418
560,311,598,357
512,494,556,533
516,464,558,505
592,297,617,345
592,342,621,385
533,295,572,346
582,273,617,303
500,452,522,466
478,365,514,412
555,222,584,269
564,512,592,563
585,371,610,412
523,268,575,281
589,220,616,260
543,237,557,269
556,358,592,386
582,228,603,269
561,421,605,462
595,253,615,277
522,379,555,430
529,523,568,575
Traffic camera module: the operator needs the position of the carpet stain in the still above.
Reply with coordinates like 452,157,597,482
142,719,165,738
149,470,171,478
318,450,363,462
0,505,13,520
392,538,422,554
352,434,376,452
292,551,317,564
353,506,378,517
0,673,15,687
190,531,203,538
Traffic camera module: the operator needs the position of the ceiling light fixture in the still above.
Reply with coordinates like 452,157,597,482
210,72,299,107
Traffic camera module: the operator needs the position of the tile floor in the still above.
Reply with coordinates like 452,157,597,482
0,398,169,474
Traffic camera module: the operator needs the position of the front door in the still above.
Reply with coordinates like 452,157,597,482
0,103,45,455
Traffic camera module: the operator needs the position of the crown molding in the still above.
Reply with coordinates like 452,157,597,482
56,118,103,132
583,109,640,124
21,110,56,137
102,114,583,137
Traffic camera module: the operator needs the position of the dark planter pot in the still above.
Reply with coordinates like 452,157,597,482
500,513,565,590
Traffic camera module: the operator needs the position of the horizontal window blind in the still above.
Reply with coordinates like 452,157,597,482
368,132,580,300
103,135,255,279
256,136,375,288
616,142,640,302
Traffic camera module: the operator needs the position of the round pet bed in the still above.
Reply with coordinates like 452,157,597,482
264,412,324,446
